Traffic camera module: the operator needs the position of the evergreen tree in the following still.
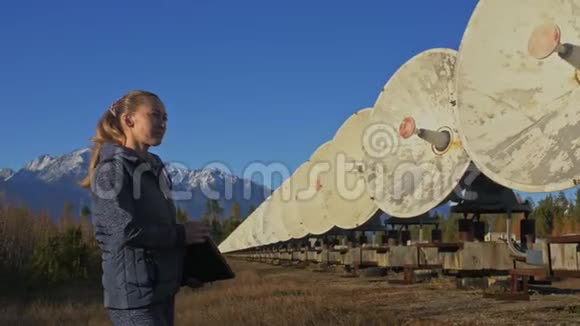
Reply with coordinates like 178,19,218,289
204,199,224,220
209,218,224,243
554,191,570,217
59,201,75,231
231,202,241,219
80,205,91,218
176,207,189,223
30,225,91,285
534,195,555,237
573,189,580,223
525,196,536,211
441,214,460,242
202,199,225,241
222,217,241,240
0,200,101,287
219,201,242,240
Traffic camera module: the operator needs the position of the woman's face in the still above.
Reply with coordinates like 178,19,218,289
126,98,168,147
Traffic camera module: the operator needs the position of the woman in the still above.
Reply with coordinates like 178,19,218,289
80,90,210,326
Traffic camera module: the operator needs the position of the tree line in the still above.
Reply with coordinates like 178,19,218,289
0,193,253,292
1,189,579,291
429,190,580,242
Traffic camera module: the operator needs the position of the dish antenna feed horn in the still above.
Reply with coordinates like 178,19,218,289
363,48,470,220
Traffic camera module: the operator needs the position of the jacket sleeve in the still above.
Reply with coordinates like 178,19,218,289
90,158,186,250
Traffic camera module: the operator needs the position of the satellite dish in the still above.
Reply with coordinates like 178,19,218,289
218,227,235,252
217,240,229,253
250,195,271,246
294,141,335,235
220,196,268,252
219,230,243,253
220,215,248,252
455,0,580,192
363,48,470,218
226,209,252,251
280,162,310,239
319,108,381,229
261,178,293,244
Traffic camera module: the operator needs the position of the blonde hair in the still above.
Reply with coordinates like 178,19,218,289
79,90,162,189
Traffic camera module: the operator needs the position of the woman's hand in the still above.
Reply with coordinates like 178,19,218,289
183,221,211,244
183,277,204,289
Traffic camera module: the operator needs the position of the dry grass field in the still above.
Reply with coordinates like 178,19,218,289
1,259,580,326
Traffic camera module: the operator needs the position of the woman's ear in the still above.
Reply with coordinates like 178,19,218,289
121,113,134,128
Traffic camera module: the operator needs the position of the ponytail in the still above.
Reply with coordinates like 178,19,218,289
78,108,125,189
79,90,161,189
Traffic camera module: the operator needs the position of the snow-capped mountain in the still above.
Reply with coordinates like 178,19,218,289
19,149,91,182
0,147,271,220
2,147,578,222
0,168,15,181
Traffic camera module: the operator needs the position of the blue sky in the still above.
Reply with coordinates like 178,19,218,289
5,0,572,204
2,0,577,204
0,0,479,183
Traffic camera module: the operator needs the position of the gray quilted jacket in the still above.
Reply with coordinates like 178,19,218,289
89,142,186,309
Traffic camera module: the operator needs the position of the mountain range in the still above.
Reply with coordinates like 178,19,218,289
0,148,271,220
1,148,578,223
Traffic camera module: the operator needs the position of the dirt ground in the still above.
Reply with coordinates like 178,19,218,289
216,259,580,326
1,259,580,325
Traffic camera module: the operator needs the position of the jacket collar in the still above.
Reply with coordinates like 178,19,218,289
99,142,164,171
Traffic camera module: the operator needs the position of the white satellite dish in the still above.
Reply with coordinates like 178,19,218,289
221,216,248,252
294,141,335,235
219,230,243,253
363,48,470,218
218,225,238,252
455,0,580,192
261,178,293,244
217,240,229,253
220,196,268,252
319,108,381,229
229,211,253,251
280,162,310,239
250,195,271,246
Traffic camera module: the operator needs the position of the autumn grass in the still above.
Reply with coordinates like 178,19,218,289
2,259,580,326
174,264,392,326
0,260,395,326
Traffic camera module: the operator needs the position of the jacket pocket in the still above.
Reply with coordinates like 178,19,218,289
144,250,158,285
131,248,156,286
